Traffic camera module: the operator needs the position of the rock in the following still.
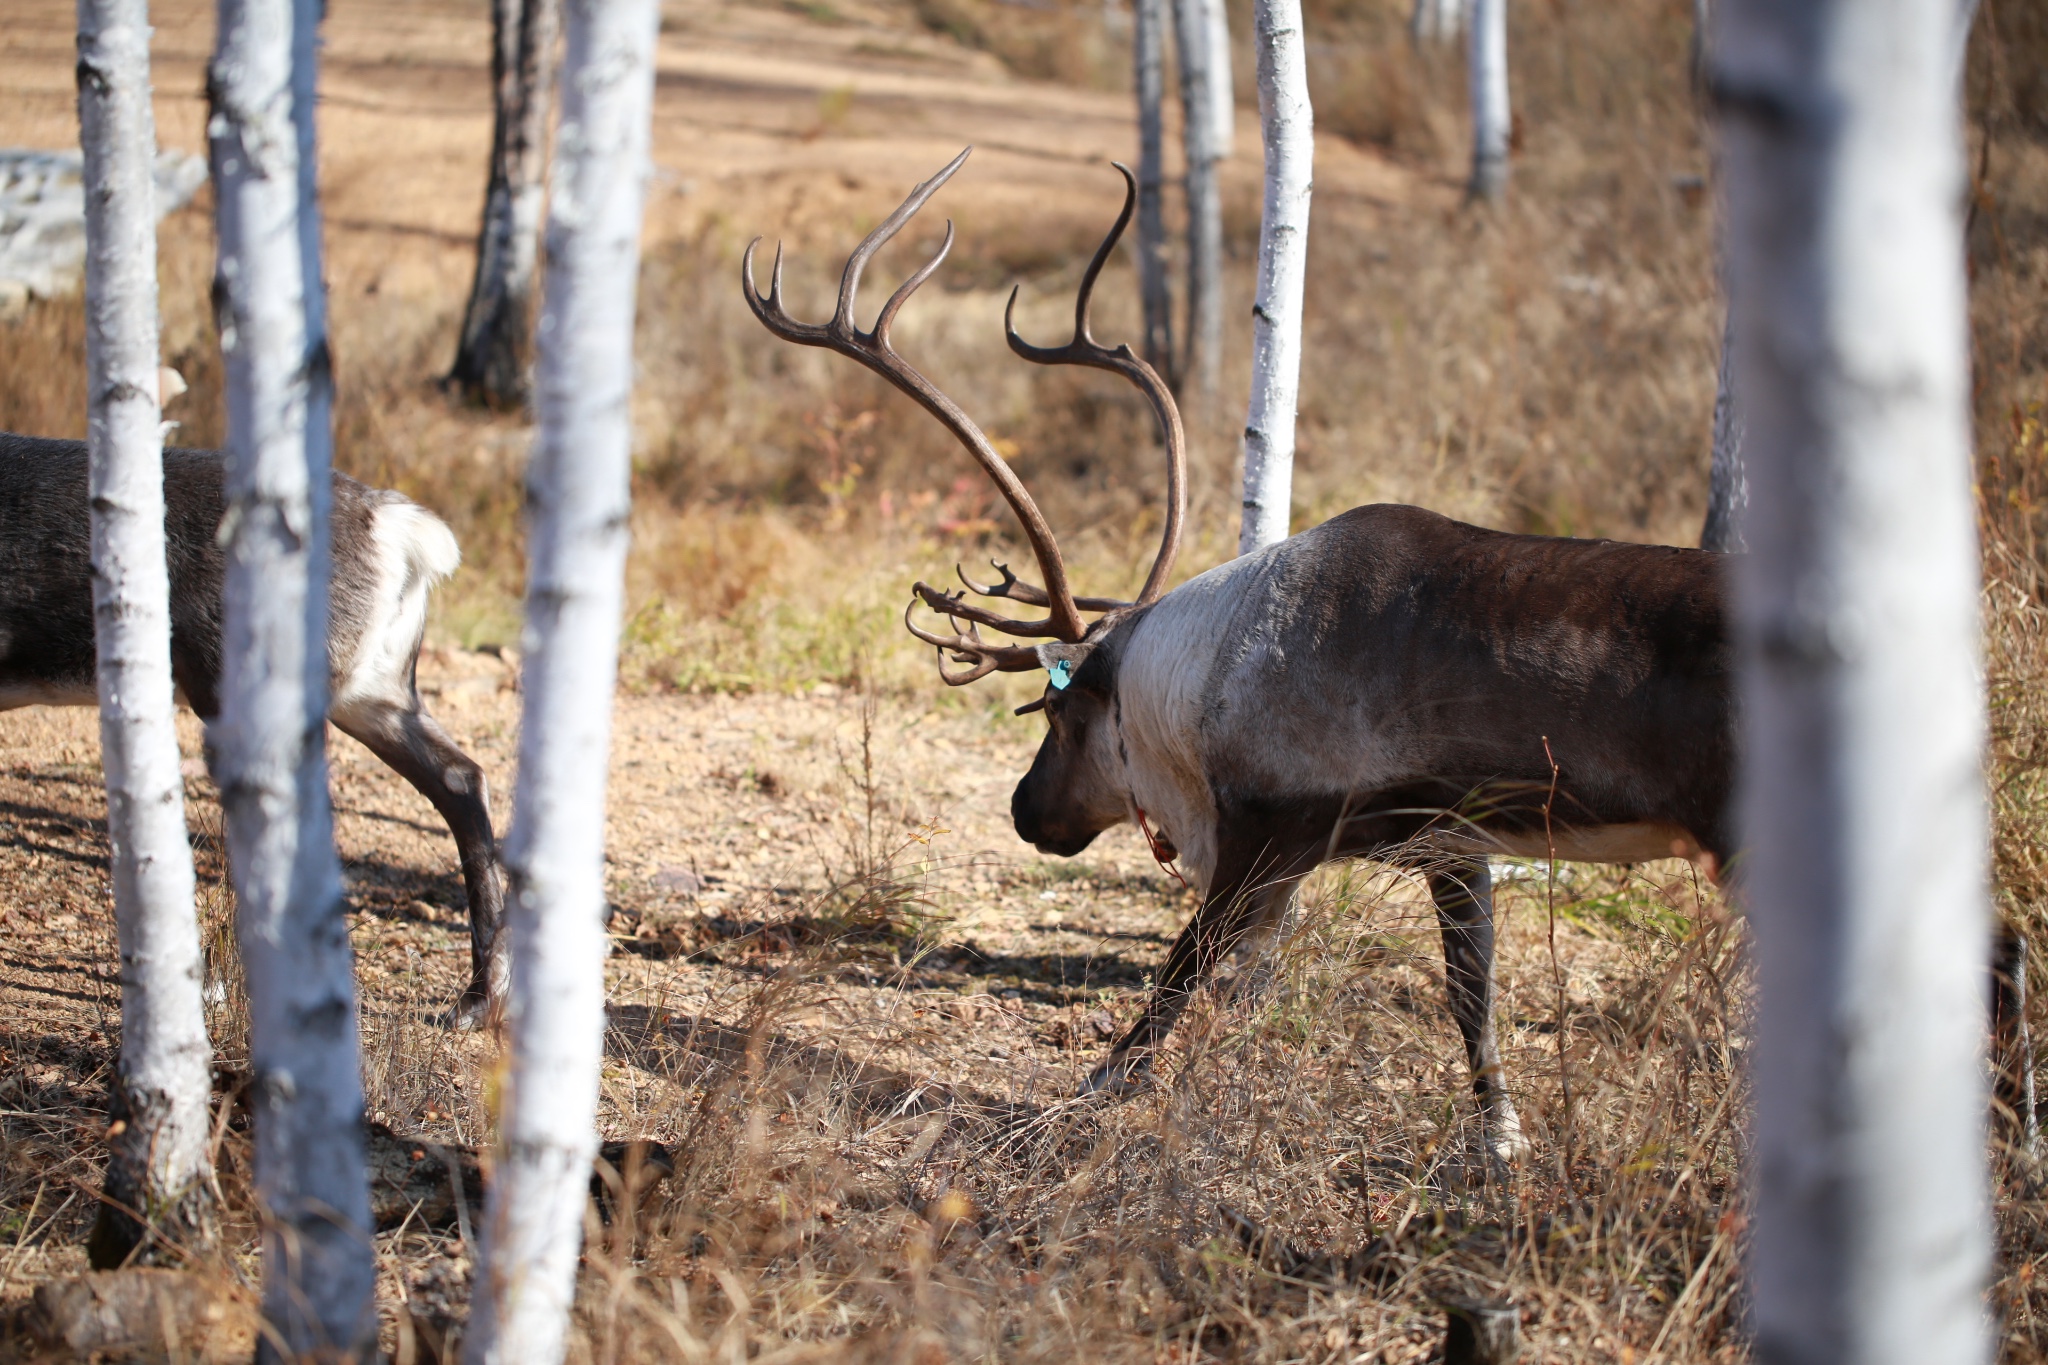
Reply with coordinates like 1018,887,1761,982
654,864,705,895
367,1122,483,1231
0,148,207,316
1441,1295,1521,1365
365,1123,675,1231
24,1269,256,1364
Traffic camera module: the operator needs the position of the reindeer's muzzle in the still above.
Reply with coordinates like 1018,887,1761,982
1012,775,1102,857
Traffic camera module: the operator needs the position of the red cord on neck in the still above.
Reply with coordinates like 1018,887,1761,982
1134,807,1191,889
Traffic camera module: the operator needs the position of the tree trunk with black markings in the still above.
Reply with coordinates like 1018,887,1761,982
1466,0,1508,201
75,0,216,1270
207,0,375,1354
448,0,561,409
461,0,658,1360
1718,0,1992,1356
1238,0,1312,554
1133,0,1174,382
1173,0,1223,398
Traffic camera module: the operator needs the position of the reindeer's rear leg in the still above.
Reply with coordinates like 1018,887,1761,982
1995,919,2037,1160
1422,855,1527,1164
331,698,505,1028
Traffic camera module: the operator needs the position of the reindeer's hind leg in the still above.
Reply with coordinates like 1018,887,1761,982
331,697,505,1028
1994,919,2037,1160
1423,855,1527,1164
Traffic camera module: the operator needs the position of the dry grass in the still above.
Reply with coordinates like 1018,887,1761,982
1,0,2046,1359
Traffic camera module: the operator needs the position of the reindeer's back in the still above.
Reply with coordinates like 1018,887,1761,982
0,431,402,717
1186,503,1733,845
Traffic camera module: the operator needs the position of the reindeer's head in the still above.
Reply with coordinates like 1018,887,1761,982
743,148,1186,856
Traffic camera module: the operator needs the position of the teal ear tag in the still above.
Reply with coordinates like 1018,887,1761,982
1048,659,1074,690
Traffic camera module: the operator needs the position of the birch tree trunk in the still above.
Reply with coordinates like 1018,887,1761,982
1173,0,1223,398
1133,0,1175,382
1200,0,1234,159
1466,0,1509,201
1699,305,1747,552
76,0,215,1271
448,0,561,409
1237,0,1311,556
208,0,374,1355
1411,0,1465,44
463,1,657,1360
1716,0,1990,1358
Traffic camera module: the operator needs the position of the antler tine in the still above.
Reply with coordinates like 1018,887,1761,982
900,600,1040,685
741,147,1090,645
957,561,1132,613
872,219,954,346
1002,163,1187,607
913,580,1072,638
742,239,831,345
833,147,971,339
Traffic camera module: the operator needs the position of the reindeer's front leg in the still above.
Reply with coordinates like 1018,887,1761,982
1082,834,1308,1097
1424,855,1528,1163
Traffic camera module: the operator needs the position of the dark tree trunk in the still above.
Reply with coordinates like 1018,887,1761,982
1133,0,1175,383
448,0,561,410
1173,0,1223,400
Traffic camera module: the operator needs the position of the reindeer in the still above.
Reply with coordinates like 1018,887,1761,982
743,149,1741,1159
0,431,504,1027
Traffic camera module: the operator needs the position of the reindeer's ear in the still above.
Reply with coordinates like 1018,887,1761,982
1035,642,1095,688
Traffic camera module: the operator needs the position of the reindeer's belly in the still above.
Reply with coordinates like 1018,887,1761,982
1441,820,1703,864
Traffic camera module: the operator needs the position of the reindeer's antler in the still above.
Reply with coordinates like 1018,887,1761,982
1003,163,1185,607
742,150,1187,684
743,148,1081,654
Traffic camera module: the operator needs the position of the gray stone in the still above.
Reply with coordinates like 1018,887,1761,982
0,148,207,316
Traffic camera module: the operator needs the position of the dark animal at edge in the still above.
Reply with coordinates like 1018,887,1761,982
0,431,503,1027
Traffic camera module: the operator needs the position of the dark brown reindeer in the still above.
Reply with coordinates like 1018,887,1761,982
744,150,2033,1160
0,431,505,1028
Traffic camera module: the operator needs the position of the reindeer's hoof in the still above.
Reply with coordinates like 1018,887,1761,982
444,992,493,1032
1079,1054,1154,1099
1484,1107,1531,1167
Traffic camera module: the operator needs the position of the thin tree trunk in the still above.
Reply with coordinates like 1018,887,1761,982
1702,0,1974,556
1237,0,1311,556
448,0,561,410
462,1,657,1360
1466,0,1508,201
1699,304,1746,552
1200,0,1234,158
1717,0,1990,1358
76,0,215,1271
208,0,373,1356
1173,0,1223,398
1133,0,1174,382
1411,0,1464,44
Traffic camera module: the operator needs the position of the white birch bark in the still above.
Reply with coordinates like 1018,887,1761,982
207,0,373,1355
1200,0,1234,159
1717,0,1990,1357
1237,0,1311,555
76,0,215,1269
1133,0,1174,381
1411,0,1465,43
1466,0,1509,201
462,1,657,1360
1173,0,1223,398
